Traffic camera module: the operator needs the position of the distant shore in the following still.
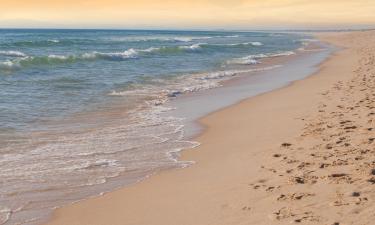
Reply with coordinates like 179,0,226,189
46,31,375,225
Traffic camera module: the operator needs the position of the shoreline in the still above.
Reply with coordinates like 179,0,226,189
1,32,317,225
166,39,332,139
46,31,374,225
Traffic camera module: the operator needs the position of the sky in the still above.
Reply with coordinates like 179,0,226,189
1,0,375,29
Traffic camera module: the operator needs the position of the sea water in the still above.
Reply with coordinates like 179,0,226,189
0,29,308,224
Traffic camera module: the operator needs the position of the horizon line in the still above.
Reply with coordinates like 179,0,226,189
1,27,374,32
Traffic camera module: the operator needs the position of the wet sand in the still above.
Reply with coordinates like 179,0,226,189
46,31,375,225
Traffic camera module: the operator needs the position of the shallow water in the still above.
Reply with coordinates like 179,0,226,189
0,29,310,225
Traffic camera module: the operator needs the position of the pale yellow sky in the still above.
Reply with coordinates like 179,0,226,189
1,0,375,29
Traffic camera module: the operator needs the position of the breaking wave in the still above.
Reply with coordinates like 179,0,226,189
0,49,140,70
0,50,27,57
108,36,213,43
227,51,295,65
5,39,76,47
218,41,263,47
107,34,242,43
0,46,291,71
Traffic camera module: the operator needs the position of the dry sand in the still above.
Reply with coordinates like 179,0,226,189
46,31,375,225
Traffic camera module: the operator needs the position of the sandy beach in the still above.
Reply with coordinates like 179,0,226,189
45,31,375,225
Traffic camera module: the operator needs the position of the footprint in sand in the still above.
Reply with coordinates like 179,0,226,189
277,192,315,201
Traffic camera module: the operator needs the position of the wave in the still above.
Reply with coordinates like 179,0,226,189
3,35,243,49
175,42,263,51
108,36,213,43
227,51,295,65
136,44,204,54
0,60,20,70
266,51,295,57
215,35,241,38
178,43,204,51
120,42,258,54
212,41,263,47
107,34,242,43
0,50,27,57
0,49,140,70
105,44,204,56
109,65,282,102
231,41,263,46
48,39,60,43
1,45,204,71
81,49,139,60
2,39,98,48
0,43,272,71
174,42,261,52
249,42,263,46
0,56,75,71
227,57,259,65
8,39,67,47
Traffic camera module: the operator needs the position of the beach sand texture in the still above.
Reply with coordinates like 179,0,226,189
46,31,375,225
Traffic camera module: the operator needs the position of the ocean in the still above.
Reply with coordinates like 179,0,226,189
0,29,309,224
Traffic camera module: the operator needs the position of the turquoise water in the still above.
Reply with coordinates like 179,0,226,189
0,30,301,133
0,30,305,225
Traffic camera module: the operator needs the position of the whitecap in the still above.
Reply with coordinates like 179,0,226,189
0,60,20,70
48,39,60,43
227,57,259,65
179,43,204,51
227,51,295,65
48,54,69,60
139,47,161,53
216,42,263,47
0,50,27,57
82,49,138,60
108,36,212,43
250,42,263,46
214,35,241,38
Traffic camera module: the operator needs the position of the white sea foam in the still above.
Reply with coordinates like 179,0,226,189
1,63,285,224
0,49,141,70
139,47,161,53
174,36,211,42
2,43,271,71
213,41,263,47
108,36,213,43
48,54,69,60
86,178,107,186
227,57,259,65
271,51,295,57
0,207,11,225
109,65,282,104
215,35,241,38
83,49,139,60
0,50,27,57
250,42,263,46
59,49,140,61
179,43,204,51
227,51,295,65
0,60,20,70
48,39,60,43
83,159,119,170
